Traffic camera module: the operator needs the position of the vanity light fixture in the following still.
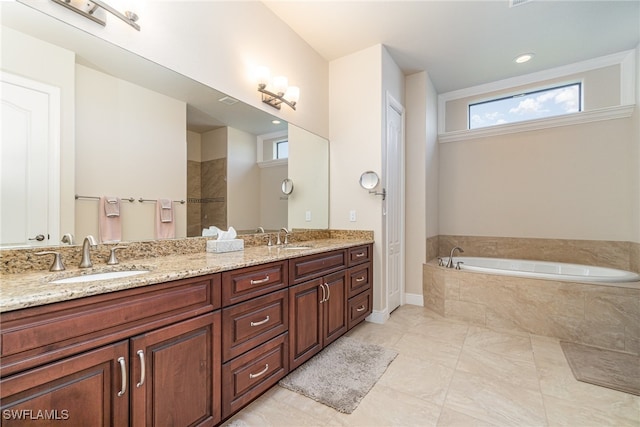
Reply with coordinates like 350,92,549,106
256,66,300,110
51,0,141,31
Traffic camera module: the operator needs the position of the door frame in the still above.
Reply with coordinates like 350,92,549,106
1,71,61,247
383,91,406,315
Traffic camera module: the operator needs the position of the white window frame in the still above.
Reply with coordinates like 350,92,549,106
438,49,636,143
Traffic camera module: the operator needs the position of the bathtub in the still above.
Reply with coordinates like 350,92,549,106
446,256,640,285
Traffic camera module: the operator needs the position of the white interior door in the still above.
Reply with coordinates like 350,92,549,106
384,93,405,313
1,72,60,247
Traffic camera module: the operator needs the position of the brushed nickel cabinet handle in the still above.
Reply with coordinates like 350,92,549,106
320,283,326,303
324,283,330,301
136,350,145,388
249,364,269,379
250,275,270,285
356,305,366,312
117,357,127,397
250,316,270,327
355,276,365,282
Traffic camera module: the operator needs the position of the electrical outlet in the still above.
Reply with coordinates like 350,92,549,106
349,210,356,222
305,210,312,221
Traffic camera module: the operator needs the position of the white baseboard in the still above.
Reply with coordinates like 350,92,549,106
404,293,424,306
366,309,389,324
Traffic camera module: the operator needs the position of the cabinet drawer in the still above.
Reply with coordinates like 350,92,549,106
348,244,371,266
348,289,372,330
222,290,288,362
222,333,288,418
222,261,287,306
347,263,371,298
289,250,346,285
1,275,220,377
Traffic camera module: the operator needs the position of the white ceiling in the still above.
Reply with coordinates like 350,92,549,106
263,0,640,94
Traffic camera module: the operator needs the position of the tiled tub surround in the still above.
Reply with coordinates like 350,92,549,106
0,229,373,312
423,260,640,355
436,235,640,273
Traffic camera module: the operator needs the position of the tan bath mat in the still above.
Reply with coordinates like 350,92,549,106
560,341,640,396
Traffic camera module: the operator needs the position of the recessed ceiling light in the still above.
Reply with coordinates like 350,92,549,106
272,120,281,125
514,53,535,64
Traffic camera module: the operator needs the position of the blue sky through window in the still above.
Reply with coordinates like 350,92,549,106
469,83,581,129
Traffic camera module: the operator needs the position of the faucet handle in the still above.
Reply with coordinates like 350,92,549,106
36,251,65,272
107,246,127,265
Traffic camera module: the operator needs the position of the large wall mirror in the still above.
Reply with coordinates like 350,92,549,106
1,2,329,248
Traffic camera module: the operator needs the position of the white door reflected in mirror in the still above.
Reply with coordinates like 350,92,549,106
359,171,380,190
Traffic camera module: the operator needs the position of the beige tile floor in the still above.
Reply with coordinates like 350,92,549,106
222,305,640,427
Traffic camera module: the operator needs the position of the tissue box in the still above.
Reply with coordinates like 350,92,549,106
206,239,244,253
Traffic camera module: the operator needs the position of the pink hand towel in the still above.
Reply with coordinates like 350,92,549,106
99,196,122,243
155,199,175,239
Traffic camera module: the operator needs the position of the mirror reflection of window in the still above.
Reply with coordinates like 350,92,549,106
275,140,288,159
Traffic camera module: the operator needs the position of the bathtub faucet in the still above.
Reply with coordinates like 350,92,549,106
446,246,464,268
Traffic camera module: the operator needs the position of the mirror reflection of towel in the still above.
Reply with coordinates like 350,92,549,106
155,199,175,239
99,196,122,243
159,198,172,223
105,197,120,217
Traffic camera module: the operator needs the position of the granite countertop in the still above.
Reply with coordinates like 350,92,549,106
0,238,373,313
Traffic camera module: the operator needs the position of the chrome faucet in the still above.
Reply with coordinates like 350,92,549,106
277,227,290,245
61,233,75,245
446,246,464,268
256,226,265,233
79,235,98,268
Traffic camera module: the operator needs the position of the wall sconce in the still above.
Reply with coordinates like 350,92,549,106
51,0,141,31
256,66,299,110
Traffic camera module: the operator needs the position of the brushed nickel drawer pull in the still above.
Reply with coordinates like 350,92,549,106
355,276,366,282
117,357,127,397
356,305,366,312
355,252,365,258
136,350,145,388
250,316,270,327
250,275,270,285
249,363,269,379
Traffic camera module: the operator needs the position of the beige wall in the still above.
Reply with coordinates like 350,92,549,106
1,26,75,238
75,64,187,241
227,127,260,231
438,115,636,241
405,71,439,301
17,0,329,138
259,164,287,231
288,125,329,229
329,44,404,317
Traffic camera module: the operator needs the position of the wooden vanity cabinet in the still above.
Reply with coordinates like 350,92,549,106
346,244,373,330
0,275,222,427
220,262,290,419
288,250,348,370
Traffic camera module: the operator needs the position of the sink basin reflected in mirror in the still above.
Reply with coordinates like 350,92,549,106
50,270,150,284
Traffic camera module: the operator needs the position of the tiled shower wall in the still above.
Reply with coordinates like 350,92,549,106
187,158,227,236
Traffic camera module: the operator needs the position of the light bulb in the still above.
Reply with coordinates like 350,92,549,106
272,76,288,95
285,86,300,104
256,66,271,87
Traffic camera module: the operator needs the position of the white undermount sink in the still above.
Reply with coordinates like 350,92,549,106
50,270,150,284
283,245,313,250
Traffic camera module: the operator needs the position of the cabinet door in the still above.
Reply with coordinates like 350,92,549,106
0,341,129,426
288,278,323,370
130,312,221,427
322,270,347,346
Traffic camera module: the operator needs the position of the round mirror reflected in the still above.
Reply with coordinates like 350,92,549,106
281,178,294,195
359,171,379,190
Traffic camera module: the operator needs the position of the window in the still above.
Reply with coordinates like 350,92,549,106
275,140,288,159
468,83,582,130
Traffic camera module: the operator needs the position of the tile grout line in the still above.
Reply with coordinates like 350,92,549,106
434,321,470,426
529,333,552,427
